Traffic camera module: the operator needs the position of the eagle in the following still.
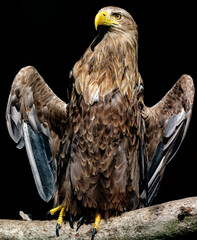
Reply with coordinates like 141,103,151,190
6,6,194,239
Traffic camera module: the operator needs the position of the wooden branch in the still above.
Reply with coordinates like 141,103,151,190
0,197,197,239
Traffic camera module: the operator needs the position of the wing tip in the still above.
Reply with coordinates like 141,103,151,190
178,74,195,107
18,65,37,73
179,74,194,90
14,66,39,84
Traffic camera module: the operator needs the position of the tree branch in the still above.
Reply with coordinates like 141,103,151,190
0,197,197,239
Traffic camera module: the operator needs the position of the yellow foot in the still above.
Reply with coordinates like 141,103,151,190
91,214,102,240
49,205,64,216
46,205,66,237
56,206,66,236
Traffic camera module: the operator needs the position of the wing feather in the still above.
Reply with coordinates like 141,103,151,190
141,74,195,205
6,66,68,202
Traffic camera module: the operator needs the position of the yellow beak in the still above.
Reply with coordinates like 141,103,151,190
94,11,119,30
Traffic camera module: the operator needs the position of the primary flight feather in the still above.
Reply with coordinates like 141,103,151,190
6,6,194,239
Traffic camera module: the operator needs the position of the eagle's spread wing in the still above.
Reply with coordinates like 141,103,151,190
141,74,195,205
6,66,68,202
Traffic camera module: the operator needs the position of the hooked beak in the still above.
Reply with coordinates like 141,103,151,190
94,11,119,30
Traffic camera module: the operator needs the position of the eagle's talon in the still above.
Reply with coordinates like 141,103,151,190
91,214,101,240
91,228,97,240
46,205,66,236
45,210,53,220
56,223,60,237
76,216,84,232
69,214,74,229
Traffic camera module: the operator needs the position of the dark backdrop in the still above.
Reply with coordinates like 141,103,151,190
1,0,196,219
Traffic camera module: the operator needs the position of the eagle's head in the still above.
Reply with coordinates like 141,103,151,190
95,6,137,35
92,6,138,58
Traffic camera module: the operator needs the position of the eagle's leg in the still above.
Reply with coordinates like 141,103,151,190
91,214,102,240
56,206,66,236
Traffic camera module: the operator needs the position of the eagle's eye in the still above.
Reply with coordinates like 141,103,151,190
113,13,121,20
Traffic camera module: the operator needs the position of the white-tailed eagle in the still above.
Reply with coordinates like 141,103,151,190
6,6,195,239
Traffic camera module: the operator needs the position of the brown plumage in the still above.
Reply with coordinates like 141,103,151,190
6,5,194,233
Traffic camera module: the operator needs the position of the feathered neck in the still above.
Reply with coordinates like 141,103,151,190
73,27,142,104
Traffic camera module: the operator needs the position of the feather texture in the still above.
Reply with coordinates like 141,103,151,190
22,122,55,202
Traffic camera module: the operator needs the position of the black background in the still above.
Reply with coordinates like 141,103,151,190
1,0,196,220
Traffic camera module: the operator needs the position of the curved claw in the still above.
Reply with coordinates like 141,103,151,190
91,228,97,240
76,216,84,232
69,214,74,229
56,223,60,237
45,210,52,220
91,213,101,239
